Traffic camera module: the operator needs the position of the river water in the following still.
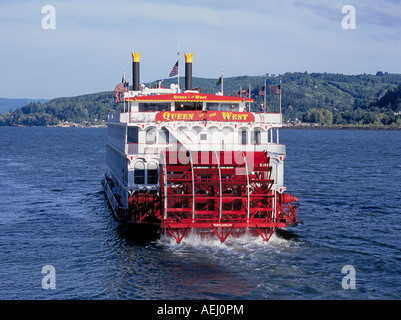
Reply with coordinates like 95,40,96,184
0,127,400,300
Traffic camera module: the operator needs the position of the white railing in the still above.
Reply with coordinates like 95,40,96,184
254,113,282,126
126,142,285,156
129,112,157,123
109,111,282,126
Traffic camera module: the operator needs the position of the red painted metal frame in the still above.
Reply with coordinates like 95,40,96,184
158,150,300,244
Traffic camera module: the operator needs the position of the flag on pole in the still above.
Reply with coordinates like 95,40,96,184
216,75,222,86
115,83,128,103
259,86,266,96
234,88,249,97
270,84,281,95
169,61,179,77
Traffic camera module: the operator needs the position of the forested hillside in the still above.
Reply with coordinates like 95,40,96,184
0,92,115,126
1,72,400,127
0,98,49,114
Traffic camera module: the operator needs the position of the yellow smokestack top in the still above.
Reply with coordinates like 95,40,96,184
131,52,141,91
131,52,141,63
184,53,194,91
184,53,194,63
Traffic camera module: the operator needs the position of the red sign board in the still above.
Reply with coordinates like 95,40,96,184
155,111,255,123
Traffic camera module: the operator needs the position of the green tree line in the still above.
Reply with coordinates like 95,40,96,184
1,72,400,127
0,92,116,126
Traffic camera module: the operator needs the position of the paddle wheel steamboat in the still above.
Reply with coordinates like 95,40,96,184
102,52,300,243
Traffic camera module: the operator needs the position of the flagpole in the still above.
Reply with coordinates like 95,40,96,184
278,78,282,144
221,66,224,95
279,78,282,114
177,48,180,91
248,84,251,112
264,79,266,112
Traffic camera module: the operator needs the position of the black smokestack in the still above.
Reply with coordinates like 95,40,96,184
131,52,141,91
184,53,193,91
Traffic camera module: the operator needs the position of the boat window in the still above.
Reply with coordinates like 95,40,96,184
241,129,247,145
221,104,239,111
206,103,219,111
147,162,158,185
206,103,239,111
127,126,138,144
175,102,202,111
254,129,261,145
146,128,157,144
200,133,207,141
159,127,169,144
138,103,170,112
134,162,145,184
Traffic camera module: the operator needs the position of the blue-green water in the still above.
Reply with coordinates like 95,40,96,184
0,127,400,299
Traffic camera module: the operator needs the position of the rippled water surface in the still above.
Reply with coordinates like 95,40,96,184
1,127,400,300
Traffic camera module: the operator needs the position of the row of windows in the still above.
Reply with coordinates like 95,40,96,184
138,103,170,112
127,126,170,144
125,125,272,147
143,128,262,145
135,102,240,112
206,103,240,112
134,161,158,185
241,129,261,145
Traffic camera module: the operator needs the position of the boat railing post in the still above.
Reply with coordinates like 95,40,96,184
273,186,277,222
187,150,196,222
161,151,168,220
242,152,250,222
213,150,223,221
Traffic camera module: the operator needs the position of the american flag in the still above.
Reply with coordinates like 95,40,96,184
169,61,179,77
270,84,281,95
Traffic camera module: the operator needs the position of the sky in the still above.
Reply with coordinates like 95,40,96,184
0,0,400,99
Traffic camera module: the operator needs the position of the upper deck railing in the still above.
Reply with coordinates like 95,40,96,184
108,111,282,126
125,142,286,156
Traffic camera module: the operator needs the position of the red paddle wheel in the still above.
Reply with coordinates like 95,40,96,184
158,150,300,243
